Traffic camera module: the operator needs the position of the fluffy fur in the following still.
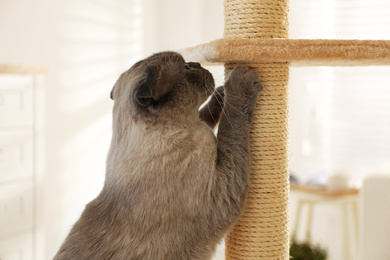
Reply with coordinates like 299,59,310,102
53,52,262,260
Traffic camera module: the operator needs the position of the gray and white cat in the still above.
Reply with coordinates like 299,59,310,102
53,51,262,260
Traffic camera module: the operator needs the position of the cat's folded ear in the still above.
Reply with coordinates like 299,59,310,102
110,89,114,100
110,73,126,101
134,65,178,107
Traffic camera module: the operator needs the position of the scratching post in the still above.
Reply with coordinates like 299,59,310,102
224,0,290,259
181,0,390,259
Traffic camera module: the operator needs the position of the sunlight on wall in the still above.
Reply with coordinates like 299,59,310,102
41,0,145,258
59,0,143,112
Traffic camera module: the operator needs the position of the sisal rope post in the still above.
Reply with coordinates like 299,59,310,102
224,0,290,259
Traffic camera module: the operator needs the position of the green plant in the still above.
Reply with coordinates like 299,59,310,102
289,239,327,260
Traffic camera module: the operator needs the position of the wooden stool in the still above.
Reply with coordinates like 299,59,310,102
291,184,359,260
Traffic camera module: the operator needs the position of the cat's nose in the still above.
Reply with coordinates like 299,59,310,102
188,62,202,68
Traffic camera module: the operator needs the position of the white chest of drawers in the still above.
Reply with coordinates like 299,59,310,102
0,65,45,260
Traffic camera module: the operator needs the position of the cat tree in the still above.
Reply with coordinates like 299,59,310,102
183,0,390,259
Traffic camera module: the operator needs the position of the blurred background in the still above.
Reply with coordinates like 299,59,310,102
0,0,390,259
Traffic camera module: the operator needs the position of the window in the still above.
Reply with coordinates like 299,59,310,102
289,0,390,183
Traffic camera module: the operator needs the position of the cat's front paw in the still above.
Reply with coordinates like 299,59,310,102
225,66,263,100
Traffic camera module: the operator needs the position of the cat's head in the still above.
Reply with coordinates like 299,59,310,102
110,52,215,128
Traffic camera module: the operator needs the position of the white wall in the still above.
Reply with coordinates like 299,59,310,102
0,1,223,259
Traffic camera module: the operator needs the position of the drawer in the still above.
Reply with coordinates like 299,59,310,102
0,129,33,183
0,231,33,260
0,75,34,127
0,181,34,237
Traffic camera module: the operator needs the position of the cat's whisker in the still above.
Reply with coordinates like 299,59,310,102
217,97,234,128
209,90,233,128
214,90,246,117
212,91,224,110
223,110,234,128
206,89,218,125
208,89,233,128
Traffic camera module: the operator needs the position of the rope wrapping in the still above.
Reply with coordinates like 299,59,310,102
224,0,290,259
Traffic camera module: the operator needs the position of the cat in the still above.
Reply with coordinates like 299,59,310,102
53,51,262,260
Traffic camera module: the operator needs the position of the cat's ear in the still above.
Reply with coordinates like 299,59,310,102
110,79,117,100
134,66,176,107
110,72,126,101
110,89,114,100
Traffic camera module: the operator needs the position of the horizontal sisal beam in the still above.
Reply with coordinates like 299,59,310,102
181,39,390,66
